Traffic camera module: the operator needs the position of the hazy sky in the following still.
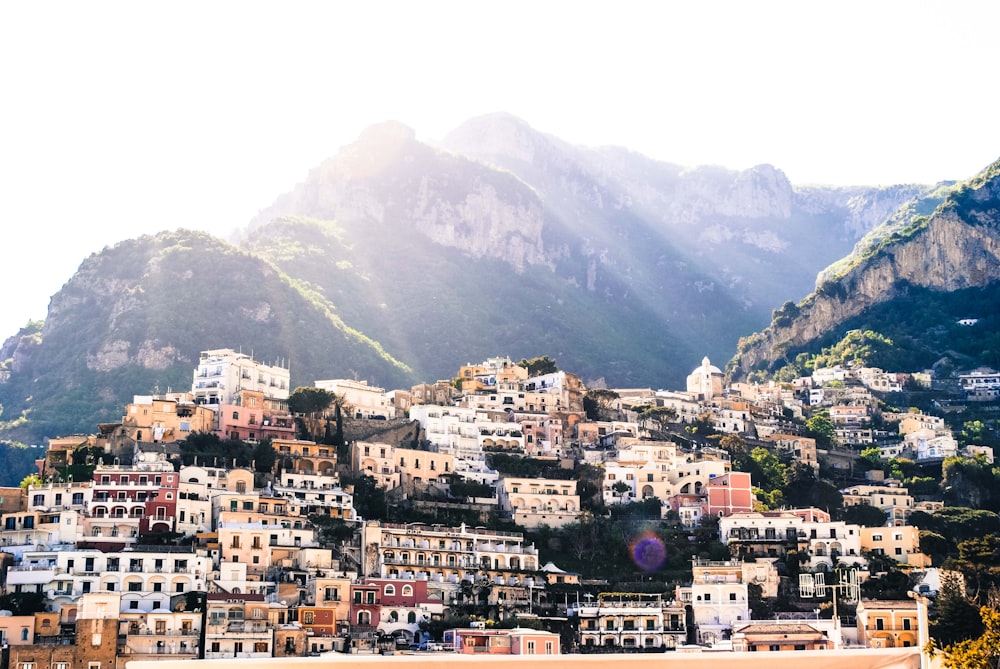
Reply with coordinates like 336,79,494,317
2,1,999,339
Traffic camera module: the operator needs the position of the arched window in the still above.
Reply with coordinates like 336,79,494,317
357,611,371,625
384,585,395,596
401,585,413,596
407,611,417,624
388,611,399,622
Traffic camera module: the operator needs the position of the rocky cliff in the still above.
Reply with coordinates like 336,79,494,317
731,159,1000,379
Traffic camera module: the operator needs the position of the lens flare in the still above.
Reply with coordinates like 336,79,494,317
630,531,666,572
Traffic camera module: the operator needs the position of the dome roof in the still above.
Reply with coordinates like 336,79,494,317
694,356,723,375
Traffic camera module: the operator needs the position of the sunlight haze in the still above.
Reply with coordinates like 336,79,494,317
1,0,998,339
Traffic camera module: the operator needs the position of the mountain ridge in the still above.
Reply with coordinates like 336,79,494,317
0,114,963,447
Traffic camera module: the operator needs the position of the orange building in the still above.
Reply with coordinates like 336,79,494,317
705,471,755,517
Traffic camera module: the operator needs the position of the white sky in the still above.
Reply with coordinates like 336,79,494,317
2,0,999,340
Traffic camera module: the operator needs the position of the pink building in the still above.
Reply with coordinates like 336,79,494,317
215,389,296,443
444,627,561,654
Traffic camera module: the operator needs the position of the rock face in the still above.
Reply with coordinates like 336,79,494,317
731,160,1000,378
251,115,937,318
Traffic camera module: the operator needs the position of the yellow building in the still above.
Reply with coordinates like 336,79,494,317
855,599,920,648
860,526,930,568
273,438,337,477
497,477,581,529
120,393,216,443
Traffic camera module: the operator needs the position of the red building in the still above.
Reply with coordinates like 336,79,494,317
705,471,754,517
88,467,179,541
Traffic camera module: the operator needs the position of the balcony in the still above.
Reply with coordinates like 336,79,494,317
127,629,200,637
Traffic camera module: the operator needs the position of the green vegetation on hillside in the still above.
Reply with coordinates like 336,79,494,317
746,283,1000,379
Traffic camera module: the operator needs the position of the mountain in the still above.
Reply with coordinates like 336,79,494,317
242,114,929,380
730,158,1000,380
0,114,939,448
0,230,412,445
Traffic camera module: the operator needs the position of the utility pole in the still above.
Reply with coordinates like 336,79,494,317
799,569,859,648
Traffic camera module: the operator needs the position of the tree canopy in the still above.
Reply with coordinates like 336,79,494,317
518,356,558,376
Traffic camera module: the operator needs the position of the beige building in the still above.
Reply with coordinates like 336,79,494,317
352,441,401,489
118,608,202,666
601,439,730,505
763,434,818,471
860,526,930,568
120,393,216,444
497,476,581,529
204,593,275,659
841,482,914,526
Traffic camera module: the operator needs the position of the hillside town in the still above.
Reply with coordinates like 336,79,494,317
1,347,996,667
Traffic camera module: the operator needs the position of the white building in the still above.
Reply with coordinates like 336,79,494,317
314,379,391,419
959,369,1000,401
192,348,290,408
686,357,724,401
571,593,687,650
6,547,211,612
719,509,866,571
409,405,482,459
677,559,750,645
904,429,958,461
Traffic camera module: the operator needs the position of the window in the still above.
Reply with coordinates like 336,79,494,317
526,641,536,654
303,611,314,624
729,592,737,601
545,641,554,654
